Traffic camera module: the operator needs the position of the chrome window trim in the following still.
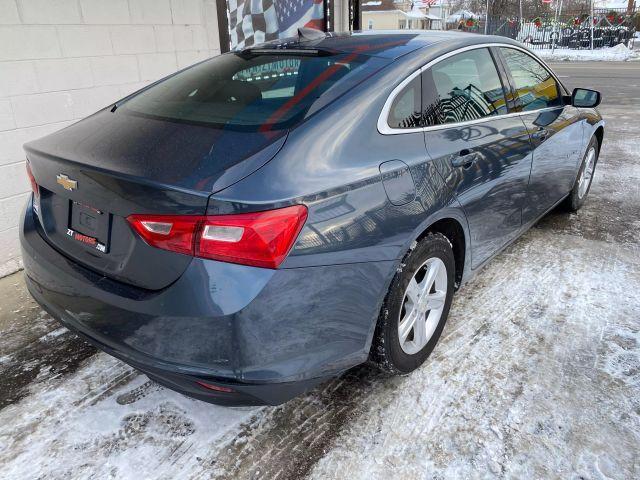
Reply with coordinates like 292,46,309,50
377,43,566,136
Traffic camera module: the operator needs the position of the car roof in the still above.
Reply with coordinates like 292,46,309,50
247,30,522,60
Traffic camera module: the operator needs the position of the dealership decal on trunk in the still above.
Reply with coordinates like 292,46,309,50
66,228,106,253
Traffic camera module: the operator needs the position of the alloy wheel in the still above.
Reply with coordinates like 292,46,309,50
398,257,448,355
578,146,596,199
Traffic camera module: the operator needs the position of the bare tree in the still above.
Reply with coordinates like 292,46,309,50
450,0,592,18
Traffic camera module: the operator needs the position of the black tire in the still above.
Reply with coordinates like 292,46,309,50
370,232,455,375
564,135,600,212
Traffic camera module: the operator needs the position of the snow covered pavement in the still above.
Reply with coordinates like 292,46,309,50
536,44,640,62
310,231,640,479
1,63,639,479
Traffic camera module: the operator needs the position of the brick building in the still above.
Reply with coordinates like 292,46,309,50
0,0,224,276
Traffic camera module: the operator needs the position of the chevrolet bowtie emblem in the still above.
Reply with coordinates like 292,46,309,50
56,174,77,191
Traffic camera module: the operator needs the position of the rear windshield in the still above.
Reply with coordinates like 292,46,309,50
121,51,386,132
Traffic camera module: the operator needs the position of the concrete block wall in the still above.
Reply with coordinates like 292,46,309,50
0,0,221,277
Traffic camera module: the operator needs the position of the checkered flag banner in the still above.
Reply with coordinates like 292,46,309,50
227,0,324,50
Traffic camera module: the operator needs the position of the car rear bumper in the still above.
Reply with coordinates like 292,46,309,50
20,199,394,405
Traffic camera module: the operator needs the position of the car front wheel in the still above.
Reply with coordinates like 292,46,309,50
371,232,455,374
565,135,599,212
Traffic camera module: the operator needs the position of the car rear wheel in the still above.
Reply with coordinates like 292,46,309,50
565,136,599,212
371,233,455,374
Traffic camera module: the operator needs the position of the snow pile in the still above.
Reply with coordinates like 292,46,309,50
536,44,640,62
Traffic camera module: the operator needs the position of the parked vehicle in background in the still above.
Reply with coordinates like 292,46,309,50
20,31,604,406
516,22,551,45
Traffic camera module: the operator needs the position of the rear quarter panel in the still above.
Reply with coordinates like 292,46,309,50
210,50,465,269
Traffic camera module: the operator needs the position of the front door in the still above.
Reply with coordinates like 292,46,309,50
497,47,584,224
423,47,534,268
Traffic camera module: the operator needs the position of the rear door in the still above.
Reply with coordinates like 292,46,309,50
496,47,584,224
423,47,533,268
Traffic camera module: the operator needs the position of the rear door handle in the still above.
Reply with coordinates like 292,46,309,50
451,149,479,169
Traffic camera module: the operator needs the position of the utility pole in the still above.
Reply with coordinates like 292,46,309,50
590,0,594,51
519,0,523,28
484,0,490,34
552,0,559,52
553,0,563,52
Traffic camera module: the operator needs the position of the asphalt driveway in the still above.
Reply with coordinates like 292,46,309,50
1,61,639,480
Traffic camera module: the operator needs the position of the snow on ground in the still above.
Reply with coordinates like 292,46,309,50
0,353,258,479
536,43,640,62
309,229,640,479
1,63,639,479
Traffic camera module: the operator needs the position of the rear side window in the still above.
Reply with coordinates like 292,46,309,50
121,51,384,132
423,48,508,126
500,48,562,111
387,76,422,129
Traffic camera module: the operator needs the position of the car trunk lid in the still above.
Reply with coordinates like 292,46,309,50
24,110,287,290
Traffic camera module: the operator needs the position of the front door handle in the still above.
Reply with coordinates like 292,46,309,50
532,127,549,142
451,149,479,169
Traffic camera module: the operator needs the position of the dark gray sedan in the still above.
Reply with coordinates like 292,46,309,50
20,31,603,405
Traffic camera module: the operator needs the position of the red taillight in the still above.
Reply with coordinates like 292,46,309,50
127,214,200,256
126,205,307,269
196,206,308,268
26,162,39,198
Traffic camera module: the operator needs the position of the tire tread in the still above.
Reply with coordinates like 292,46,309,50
370,232,453,375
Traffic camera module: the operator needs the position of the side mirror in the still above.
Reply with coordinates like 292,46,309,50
571,88,601,108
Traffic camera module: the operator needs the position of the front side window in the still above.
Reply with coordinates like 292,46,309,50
500,48,562,111
387,75,422,129
121,51,382,132
423,48,508,126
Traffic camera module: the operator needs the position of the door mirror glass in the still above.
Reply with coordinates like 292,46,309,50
572,88,601,108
